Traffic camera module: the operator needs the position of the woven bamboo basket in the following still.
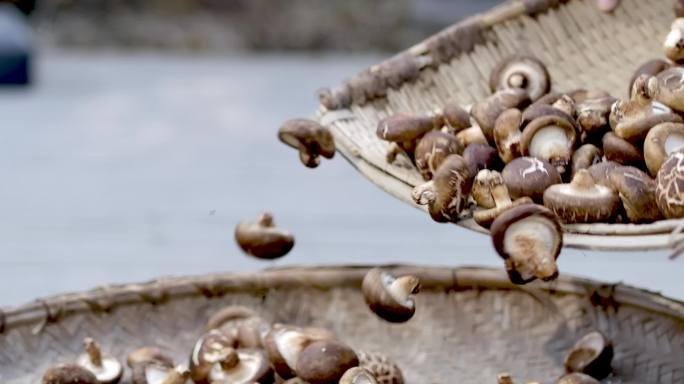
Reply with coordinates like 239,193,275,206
316,0,684,252
0,265,683,383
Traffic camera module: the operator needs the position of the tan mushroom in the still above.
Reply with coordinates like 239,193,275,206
412,154,473,223
602,132,643,167
502,157,561,203
471,88,530,143
576,96,616,143
543,170,619,223
455,124,489,148
414,130,462,181
472,170,533,228
656,149,684,218
490,203,562,285
608,166,662,223
644,122,684,177
203,305,258,333
295,340,359,384
278,118,335,168
190,330,235,384
127,347,175,370
263,324,336,379
650,67,684,113
664,18,684,63
235,212,294,260
376,113,441,164
462,143,499,177
494,108,523,163
571,144,603,176
207,348,273,384
520,114,577,174
76,338,124,384
568,89,611,104
489,55,551,102
629,59,671,94
132,365,189,384
471,169,498,209
557,373,600,384
564,331,614,380
43,364,99,384
357,351,404,384
362,268,420,323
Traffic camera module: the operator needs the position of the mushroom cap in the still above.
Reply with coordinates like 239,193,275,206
521,103,576,132
656,149,684,219
564,331,614,380
76,339,124,384
414,130,462,181
127,347,174,369
568,89,611,104
586,161,620,187
471,88,530,143
502,157,561,203
234,212,295,260
576,96,616,138
278,118,335,168
208,348,273,384
443,102,472,133
489,55,551,102
610,97,680,143
375,113,437,142
339,367,379,384
644,122,684,177
665,18,684,63
490,203,562,285
362,268,420,323
652,67,684,113
629,59,671,95
543,170,619,223
419,154,473,222
601,132,643,167
317,85,352,111
608,166,661,223
189,330,235,384
557,373,600,384
493,108,523,164
571,144,602,176
520,114,577,174
462,143,500,177
43,364,99,384
263,324,336,379
471,169,499,209
473,196,534,229
357,351,404,384
295,340,359,384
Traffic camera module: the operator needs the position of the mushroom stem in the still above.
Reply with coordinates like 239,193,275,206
533,253,558,281
508,73,526,89
388,275,420,302
411,181,435,205
570,170,596,190
386,142,409,163
160,366,190,384
491,182,513,207
83,338,103,368
218,349,240,371
258,212,274,227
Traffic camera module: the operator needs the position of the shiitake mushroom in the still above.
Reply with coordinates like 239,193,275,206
362,268,420,323
235,212,295,260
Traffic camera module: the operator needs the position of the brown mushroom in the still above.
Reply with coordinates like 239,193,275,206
203,308,269,350
497,373,514,384
462,143,499,177
317,85,352,111
608,166,662,223
207,348,273,384
490,203,562,285
557,373,600,384
544,170,619,223
471,88,530,143
552,94,576,117
357,351,404,384
644,122,684,177
576,96,616,143
376,113,439,143
602,132,643,167
656,149,684,218
489,55,551,102
127,347,175,370
339,367,379,384
677,0,684,17
278,118,335,168
564,331,613,380
412,154,473,223
568,89,611,104
651,67,684,113
362,268,420,323
665,18,684,63
471,169,497,209
586,161,620,187
442,102,472,134
494,108,523,163
520,114,577,174
43,364,99,384
132,365,190,384
76,338,124,384
189,330,235,384
629,59,671,94
571,144,602,176
472,170,533,228
502,157,562,203
295,340,359,384
204,306,258,333
264,324,336,379
414,130,462,181
455,124,489,148
235,212,295,260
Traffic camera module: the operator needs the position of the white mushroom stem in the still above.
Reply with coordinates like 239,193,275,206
160,366,189,384
258,212,274,227
570,170,597,190
412,181,435,205
508,73,526,89
388,275,420,304
84,338,103,367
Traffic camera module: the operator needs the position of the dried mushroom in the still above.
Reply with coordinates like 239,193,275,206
520,113,577,174
502,157,561,203
278,118,335,168
489,55,550,102
295,340,359,384
543,170,619,223
357,351,404,384
471,88,530,143
414,130,462,181
644,122,684,177
235,212,295,260
494,108,523,163
656,149,684,219
362,268,420,323
472,170,533,228
609,166,662,223
571,144,602,176
412,154,473,223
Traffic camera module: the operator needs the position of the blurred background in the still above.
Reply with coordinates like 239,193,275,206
0,0,681,307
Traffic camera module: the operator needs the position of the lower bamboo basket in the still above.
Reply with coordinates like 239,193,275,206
1,265,683,383
316,0,684,251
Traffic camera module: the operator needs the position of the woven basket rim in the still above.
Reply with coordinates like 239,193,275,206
2,264,683,336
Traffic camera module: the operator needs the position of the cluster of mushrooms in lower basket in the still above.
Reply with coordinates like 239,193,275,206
276,3,684,285
42,268,617,384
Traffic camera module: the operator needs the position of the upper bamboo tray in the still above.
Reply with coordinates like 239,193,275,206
1,265,683,383
316,0,684,251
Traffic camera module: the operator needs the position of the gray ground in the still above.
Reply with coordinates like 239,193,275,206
0,51,681,307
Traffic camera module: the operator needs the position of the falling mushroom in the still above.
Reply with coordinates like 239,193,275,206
490,203,562,285
644,122,684,177
207,348,274,384
278,118,335,168
357,351,404,384
235,212,295,260
76,338,124,384
362,268,420,323
295,340,359,384
543,170,619,223
43,364,99,384
414,130,462,181
472,170,533,228
339,367,379,384
608,166,662,223
557,373,600,384
656,149,684,219
502,157,561,203
263,324,336,379
564,331,614,380
489,55,551,102
412,154,473,223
